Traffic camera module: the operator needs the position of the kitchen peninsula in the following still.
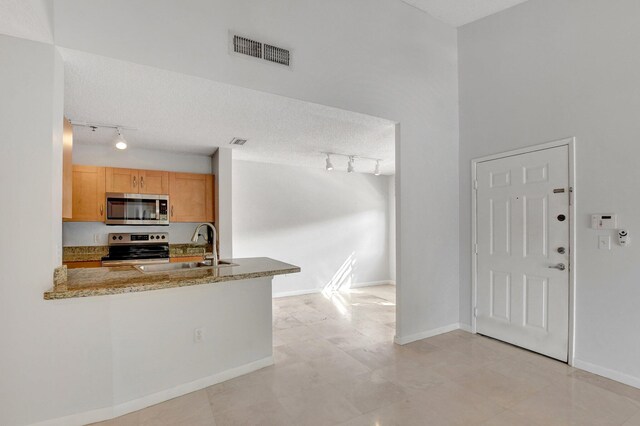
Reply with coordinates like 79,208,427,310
41,118,304,424
45,257,300,299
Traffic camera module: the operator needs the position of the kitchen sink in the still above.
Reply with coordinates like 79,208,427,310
135,260,237,273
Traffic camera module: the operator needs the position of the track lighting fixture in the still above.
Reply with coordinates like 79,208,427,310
114,127,127,150
325,153,334,171
321,152,384,175
347,156,355,173
68,121,137,150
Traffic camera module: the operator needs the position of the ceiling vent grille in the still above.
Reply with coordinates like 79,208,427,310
229,137,248,146
233,36,262,59
264,44,290,66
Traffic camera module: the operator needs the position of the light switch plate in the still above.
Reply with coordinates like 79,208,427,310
598,235,611,250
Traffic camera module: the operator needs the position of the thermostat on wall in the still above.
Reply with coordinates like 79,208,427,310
591,214,617,230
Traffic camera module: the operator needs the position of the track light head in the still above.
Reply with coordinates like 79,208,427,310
347,156,355,173
325,153,334,171
374,160,381,176
114,127,127,150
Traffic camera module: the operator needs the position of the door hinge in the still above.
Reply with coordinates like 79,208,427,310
473,180,478,190
474,307,478,318
474,243,478,254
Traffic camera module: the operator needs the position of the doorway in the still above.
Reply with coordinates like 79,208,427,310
472,138,575,362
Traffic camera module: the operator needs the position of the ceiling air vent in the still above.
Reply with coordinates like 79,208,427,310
229,137,248,146
233,35,262,59
264,44,290,66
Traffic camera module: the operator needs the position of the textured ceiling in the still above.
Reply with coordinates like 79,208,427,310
62,49,396,175
402,0,531,27
0,0,52,43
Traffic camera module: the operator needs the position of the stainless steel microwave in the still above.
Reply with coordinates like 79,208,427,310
105,193,169,225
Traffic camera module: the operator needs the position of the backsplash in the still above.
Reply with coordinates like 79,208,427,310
62,222,205,246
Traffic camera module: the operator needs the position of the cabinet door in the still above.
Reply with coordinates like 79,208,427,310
71,166,105,221
139,169,169,195
206,174,215,222
106,167,138,193
169,173,213,223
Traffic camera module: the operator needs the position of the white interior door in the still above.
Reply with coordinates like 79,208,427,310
476,145,570,361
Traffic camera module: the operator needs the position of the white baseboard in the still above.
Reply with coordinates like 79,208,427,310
32,356,274,426
573,358,640,390
273,280,395,298
394,324,640,391
272,288,320,298
349,280,396,289
458,323,473,333
394,323,463,345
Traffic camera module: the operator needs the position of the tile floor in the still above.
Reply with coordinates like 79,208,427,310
95,285,640,425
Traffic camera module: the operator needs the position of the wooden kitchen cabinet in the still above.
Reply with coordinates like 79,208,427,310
169,173,214,223
106,167,137,193
170,256,204,263
105,167,169,195
63,260,102,269
67,165,213,223
70,165,105,221
139,169,169,194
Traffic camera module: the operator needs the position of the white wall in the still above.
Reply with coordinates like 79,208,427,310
0,34,69,425
233,160,392,296
64,144,214,246
62,222,201,246
0,51,271,426
51,41,64,264
212,147,233,258
0,0,460,422
459,0,640,387
72,144,212,173
388,175,397,282
53,0,461,342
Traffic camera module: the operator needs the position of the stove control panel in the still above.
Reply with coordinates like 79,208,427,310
108,232,169,245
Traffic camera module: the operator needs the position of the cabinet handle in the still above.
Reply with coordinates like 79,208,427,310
100,204,104,216
140,176,144,188
133,176,137,188
171,205,174,217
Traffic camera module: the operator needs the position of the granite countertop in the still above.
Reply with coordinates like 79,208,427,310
63,244,210,262
45,257,300,300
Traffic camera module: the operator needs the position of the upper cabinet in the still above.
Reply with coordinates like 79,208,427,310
66,165,213,223
105,168,169,195
71,165,105,222
169,173,214,223
105,167,137,193
139,169,169,195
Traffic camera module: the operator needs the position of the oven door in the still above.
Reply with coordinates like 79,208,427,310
105,193,169,225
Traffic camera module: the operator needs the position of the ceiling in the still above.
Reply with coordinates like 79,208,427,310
0,0,532,42
63,49,396,175
401,0,531,27
0,0,52,43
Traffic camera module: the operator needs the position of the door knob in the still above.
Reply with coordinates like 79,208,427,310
557,247,566,254
548,263,566,271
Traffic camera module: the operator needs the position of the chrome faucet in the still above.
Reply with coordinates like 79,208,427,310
191,223,218,266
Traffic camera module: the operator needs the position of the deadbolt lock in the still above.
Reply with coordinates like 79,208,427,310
557,247,566,254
